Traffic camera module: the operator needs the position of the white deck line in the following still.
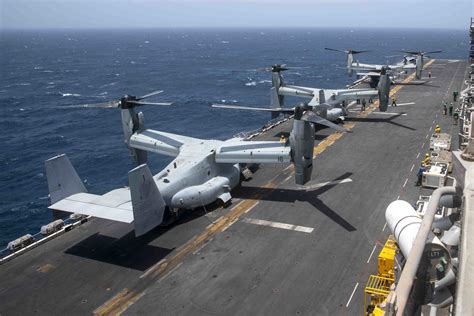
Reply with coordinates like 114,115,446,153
242,218,314,233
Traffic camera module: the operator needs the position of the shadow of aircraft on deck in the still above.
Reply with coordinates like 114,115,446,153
345,113,416,131
64,207,213,270
233,172,357,232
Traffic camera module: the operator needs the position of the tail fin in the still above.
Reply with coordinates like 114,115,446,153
128,164,166,236
377,70,391,112
416,54,423,80
45,154,87,219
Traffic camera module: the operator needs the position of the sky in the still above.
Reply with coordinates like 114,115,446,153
0,0,472,30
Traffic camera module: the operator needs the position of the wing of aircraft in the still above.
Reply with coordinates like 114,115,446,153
351,62,383,71
129,129,204,157
211,104,295,114
216,139,292,163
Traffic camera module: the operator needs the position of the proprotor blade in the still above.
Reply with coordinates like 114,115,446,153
425,50,442,55
128,100,174,106
137,90,164,100
211,104,294,113
324,47,345,53
62,100,120,109
301,111,350,133
351,50,369,54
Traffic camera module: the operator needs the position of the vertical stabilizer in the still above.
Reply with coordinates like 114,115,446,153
45,154,87,219
128,164,165,236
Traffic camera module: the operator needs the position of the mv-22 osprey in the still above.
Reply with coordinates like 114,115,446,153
213,63,391,120
325,48,441,82
46,91,346,237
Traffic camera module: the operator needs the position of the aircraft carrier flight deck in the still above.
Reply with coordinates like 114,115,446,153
0,56,471,316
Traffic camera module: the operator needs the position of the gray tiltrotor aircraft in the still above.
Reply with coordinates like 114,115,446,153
324,48,418,76
399,50,442,79
46,93,339,236
212,65,390,119
213,63,391,118
324,48,441,82
269,64,391,112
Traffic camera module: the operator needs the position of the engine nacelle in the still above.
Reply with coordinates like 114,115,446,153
290,107,315,185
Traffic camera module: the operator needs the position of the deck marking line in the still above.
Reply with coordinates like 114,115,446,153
421,143,425,149
244,201,260,214
370,112,407,116
425,134,429,139
302,178,352,191
367,245,377,264
432,120,436,124
395,102,415,106
416,152,420,159
242,218,314,233
410,164,414,172
382,223,387,232
283,175,293,183
396,195,400,200
346,283,359,308
429,126,432,132
403,178,408,188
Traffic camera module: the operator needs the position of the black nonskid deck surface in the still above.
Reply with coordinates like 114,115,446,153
0,59,467,315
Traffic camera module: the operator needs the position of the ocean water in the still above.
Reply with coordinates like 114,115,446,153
0,28,468,247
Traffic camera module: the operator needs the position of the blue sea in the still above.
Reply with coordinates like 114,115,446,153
0,28,468,247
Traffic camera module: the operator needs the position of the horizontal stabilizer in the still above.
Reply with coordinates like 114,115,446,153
49,189,134,223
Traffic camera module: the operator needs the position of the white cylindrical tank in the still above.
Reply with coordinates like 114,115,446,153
385,200,451,281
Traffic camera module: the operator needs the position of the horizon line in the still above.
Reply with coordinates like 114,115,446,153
0,25,468,31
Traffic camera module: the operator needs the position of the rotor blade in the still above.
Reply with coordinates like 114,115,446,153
62,100,120,109
324,47,345,53
128,100,173,106
400,50,419,55
425,50,442,55
137,90,164,100
351,50,369,54
212,104,294,113
302,111,350,133
286,66,310,70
